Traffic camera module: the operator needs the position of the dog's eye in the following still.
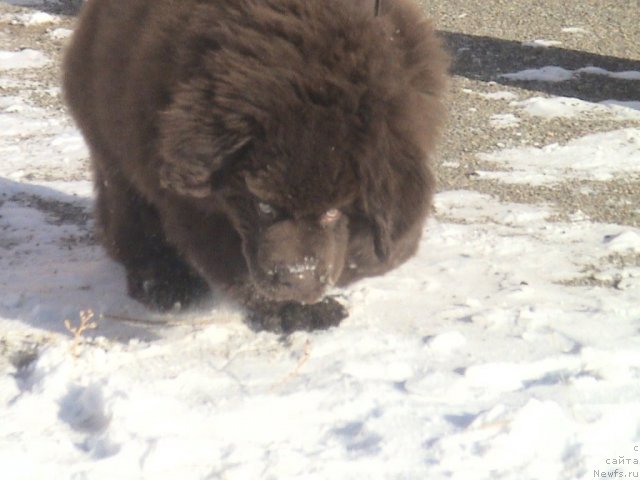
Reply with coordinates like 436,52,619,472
257,201,277,218
320,208,342,225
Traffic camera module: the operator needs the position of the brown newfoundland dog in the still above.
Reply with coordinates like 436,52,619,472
63,0,449,332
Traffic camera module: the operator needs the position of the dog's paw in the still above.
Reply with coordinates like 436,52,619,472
252,297,348,334
126,263,210,311
279,298,348,333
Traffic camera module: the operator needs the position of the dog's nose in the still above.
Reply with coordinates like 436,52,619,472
272,263,315,287
270,263,324,303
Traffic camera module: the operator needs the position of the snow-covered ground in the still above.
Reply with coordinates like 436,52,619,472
1,4,640,480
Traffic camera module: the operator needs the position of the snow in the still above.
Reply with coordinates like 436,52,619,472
512,96,640,119
604,231,640,253
48,27,73,40
477,128,640,185
478,91,519,101
522,39,562,48
0,96,89,180
490,113,520,128
579,67,640,81
562,27,589,34
501,66,640,82
2,8,640,480
602,100,640,112
2,11,59,25
0,49,50,70
501,65,576,82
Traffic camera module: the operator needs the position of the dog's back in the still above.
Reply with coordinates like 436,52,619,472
64,0,193,199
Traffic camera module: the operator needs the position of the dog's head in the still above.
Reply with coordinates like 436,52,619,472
233,111,360,303
157,0,448,303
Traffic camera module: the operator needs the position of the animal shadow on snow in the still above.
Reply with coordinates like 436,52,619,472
0,177,167,342
442,31,640,103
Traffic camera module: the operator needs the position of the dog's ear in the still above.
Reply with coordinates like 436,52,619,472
158,87,254,198
371,211,392,262
359,143,432,264
359,170,395,263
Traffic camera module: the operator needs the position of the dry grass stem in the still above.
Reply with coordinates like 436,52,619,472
64,309,97,358
271,339,312,392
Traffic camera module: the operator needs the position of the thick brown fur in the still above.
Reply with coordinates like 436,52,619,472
63,0,449,331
